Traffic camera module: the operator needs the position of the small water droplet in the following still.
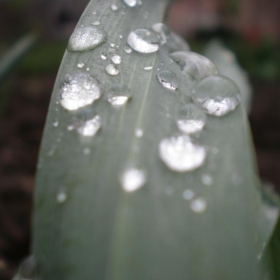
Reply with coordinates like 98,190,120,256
152,23,170,44
201,174,213,186
77,115,101,137
52,120,59,127
190,198,207,213
105,64,120,76
183,189,194,200
127,29,159,54
124,46,132,54
56,189,67,203
177,103,206,134
120,168,146,192
135,129,143,138
92,21,100,26
110,43,116,48
119,35,123,39
122,0,138,7
100,53,107,60
107,84,131,106
60,73,102,111
18,255,36,279
111,4,119,11
144,66,153,71
67,125,75,131
68,25,107,52
192,75,241,116
157,70,178,90
111,54,122,64
77,62,85,68
159,135,206,172
170,51,218,80
83,147,91,155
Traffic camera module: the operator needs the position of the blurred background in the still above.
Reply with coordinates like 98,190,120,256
0,0,279,279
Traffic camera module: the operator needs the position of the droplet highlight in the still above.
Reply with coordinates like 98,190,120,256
111,54,122,64
77,115,101,137
159,135,206,172
192,75,241,116
105,64,120,76
107,84,131,106
68,25,107,52
127,29,159,54
122,0,138,7
120,168,146,192
190,198,207,213
60,73,102,111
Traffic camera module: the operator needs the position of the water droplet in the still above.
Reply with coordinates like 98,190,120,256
77,62,85,68
92,21,100,26
84,148,91,155
201,174,213,186
122,0,138,7
176,103,206,134
60,73,102,111
144,66,153,71
77,115,101,137
68,25,107,52
100,53,107,60
183,189,194,200
157,70,178,90
111,54,122,64
135,129,143,138
18,255,36,279
52,120,59,127
152,23,170,44
67,125,75,131
127,29,159,54
56,189,67,203
190,198,207,213
105,64,120,76
170,51,218,80
120,168,146,192
124,46,132,54
111,4,119,11
107,84,131,106
159,135,206,172
192,75,241,116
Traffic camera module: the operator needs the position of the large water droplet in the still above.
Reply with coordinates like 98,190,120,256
192,75,241,116
190,198,207,213
77,115,101,137
157,70,178,90
111,54,122,64
152,23,170,45
105,64,120,76
122,0,138,7
120,168,146,192
127,29,159,54
60,73,102,111
159,135,206,172
170,51,218,80
18,255,36,279
107,84,131,106
177,103,206,134
68,26,107,52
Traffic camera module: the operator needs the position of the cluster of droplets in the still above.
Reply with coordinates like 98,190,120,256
61,18,243,205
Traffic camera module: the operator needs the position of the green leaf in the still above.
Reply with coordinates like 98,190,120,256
31,0,278,279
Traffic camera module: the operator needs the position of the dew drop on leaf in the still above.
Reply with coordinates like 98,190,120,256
159,135,206,172
192,75,241,116
60,73,102,111
183,189,194,200
127,29,159,54
92,21,100,26
122,0,138,7
107,84,131,106
77,62,85,68
157,70,178,90
111,4,119,11
176,103,206,134
111,54,122,64
77,115,101,137
105,64,120,76
190,198,207,213
56,189,67,204
170,51,218,80
201,174,213,186
124,46,132,54
120,168,146,192
68,26,107,52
